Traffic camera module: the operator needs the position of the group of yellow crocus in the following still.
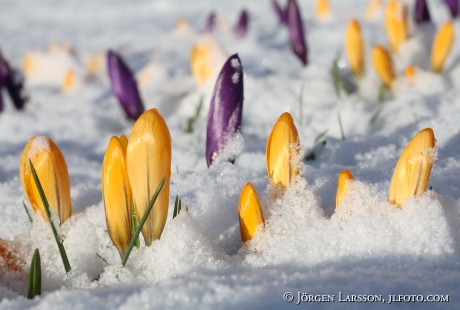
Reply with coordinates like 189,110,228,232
345,0,455,90
19,109,171,260
240,111,437,242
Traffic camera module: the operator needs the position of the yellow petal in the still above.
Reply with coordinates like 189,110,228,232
119,134,129,151
190,35,226,86
371,45,396,89
62,69,76,92
316,0,331,19
389,128,437,207
336,169,354,208
20,136,72,224
102,136,133,258
22,53,36,77
405,64,416,79
127,108,172,245
431,20,455,73
266,112,301,188
345,19,365,77
366,0,384,20
238,183,265,242
385,0,408,53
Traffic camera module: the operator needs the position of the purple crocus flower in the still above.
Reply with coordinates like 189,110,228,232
107,50,145,121
444,0,459,18
273,0,288,25
234,9,249,38
203,12,216,33
414,0,430,23
206,54,244,167
0,51,28,111
287,0,308,66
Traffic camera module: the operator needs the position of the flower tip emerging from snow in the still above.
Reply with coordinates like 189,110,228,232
316,0,331,20
414,0,431,24
345,19,365,77
127,109,172,245
234,9,249,39
202,11,216,33
389,128,437,208
239,183,265,242
444,0,459,18
266,112,301,189
102,136,133,258
273,0,288,25
336,169,354,208
431,20,455,73
107,50,145,121
365,0,384,20
371,45,396,89
287,0,308,66
0,238,25,273
206,54,244,167
384,0,408,53
20,136,72,224
190,35,227,86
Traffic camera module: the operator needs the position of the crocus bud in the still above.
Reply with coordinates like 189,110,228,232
366,0,384,20
20,136,72,224
414,0,431,23
190,35,227,86
336,169,354,208
127,109,172,245
266,112,301,188
316,0,331,20
203,11,216,33
287,0,308,66
384,0,408,53
102,136,133,258
389,128,437,208
345,19,365,77
238,183,265,242
371,45,396,89
234,9,249,39
431,20,455,73
273,0,288,25
0,51,28,110
444,0,459,18
206,54,244,167
107,50,145,121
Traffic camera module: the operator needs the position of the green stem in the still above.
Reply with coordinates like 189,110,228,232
29,160,71,273
122,176,166,266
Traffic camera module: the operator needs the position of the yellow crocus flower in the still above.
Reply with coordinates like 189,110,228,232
102,136,133,258
389,128,436,207
238,183,265,242
371,45,396,89
127,109,172,245
266,112,301,188
431,20,455,73
20,136,72,224
336,169,354,208
346,19,365,77
384,0,408,53
316,0,331,20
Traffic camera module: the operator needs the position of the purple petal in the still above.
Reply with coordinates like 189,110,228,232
5,68,28,110
107,50,145,121
234,9,249,38
444,0,459,17
414,0,430,23
273,0,288,25
287,0,308,66
0,51,28,110
206,54,244,167
203,12,216,33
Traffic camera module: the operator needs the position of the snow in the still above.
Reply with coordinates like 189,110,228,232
1,0,460,308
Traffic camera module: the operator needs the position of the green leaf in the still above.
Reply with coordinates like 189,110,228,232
337,111,346,141
122,176,166,266
27,249,41,299
23,201,33,223
185,95,204,133
332,52,352,98
173,195,183,219
131,204,140,248
29,160,71,273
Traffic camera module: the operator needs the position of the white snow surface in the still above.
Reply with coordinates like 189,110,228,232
1,0,460,309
